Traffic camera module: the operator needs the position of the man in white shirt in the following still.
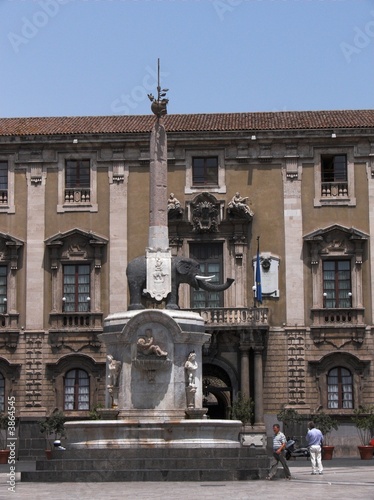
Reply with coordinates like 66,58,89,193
266,424,292,480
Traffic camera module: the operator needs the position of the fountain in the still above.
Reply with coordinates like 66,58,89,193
65,60,241,450
22,62,270,481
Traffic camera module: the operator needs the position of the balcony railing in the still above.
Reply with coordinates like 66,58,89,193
192,307,269,329
64,188,91,203
321,182,348,198
49,312,103,330
0,313,19,329
0,190,8,204
311,307,365,326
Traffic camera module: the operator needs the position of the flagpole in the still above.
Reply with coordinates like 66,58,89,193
255,236,262,308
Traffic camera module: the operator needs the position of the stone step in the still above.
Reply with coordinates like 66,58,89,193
21,447,271,482
21,466,265,482
48,447,262,459
35,456,269,471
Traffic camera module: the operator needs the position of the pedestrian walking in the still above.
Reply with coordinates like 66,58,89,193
306,421,323,475
266,424,292,480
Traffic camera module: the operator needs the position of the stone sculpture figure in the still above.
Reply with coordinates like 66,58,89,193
228,192,254,219
107,355,122,408
185,351,198,387
107,355,121,387
137,329,168,358
185,351,198,409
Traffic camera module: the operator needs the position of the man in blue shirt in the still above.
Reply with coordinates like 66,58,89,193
306,421,324,475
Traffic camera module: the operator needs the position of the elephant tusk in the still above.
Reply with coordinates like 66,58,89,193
195,275,215,281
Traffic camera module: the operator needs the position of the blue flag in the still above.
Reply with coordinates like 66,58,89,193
256,241,262,304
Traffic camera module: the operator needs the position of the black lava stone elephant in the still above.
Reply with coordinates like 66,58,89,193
126,255,234,310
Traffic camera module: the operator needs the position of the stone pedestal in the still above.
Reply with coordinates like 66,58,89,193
100,309,209,416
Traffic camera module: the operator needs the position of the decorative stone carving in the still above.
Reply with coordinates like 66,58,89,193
190,193,220,233
143,249,172,301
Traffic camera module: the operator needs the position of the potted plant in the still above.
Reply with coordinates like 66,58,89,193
277,407,302,439
231,392,254,426
351,405,374,460
313,411,339,460
0,414,10,464
39,410,66,459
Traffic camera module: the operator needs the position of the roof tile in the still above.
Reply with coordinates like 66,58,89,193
0,110,373,136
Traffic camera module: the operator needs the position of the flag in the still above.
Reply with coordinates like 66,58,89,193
256,238,262,304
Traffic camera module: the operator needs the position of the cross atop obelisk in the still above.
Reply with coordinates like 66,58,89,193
143,60,171,302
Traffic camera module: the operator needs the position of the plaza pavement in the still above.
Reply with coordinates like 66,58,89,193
0,458,373,500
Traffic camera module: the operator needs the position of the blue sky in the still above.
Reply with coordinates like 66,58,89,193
1,0,373,118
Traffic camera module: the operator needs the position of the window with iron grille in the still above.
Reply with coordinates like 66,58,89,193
321,154,348,197
327,367,353,409
323,260,351,308
63,264,90,312
0,162,8,204
0,266,7,314
189,242,223,308
65,160,90,188
192,157,218,186
64,369,90,410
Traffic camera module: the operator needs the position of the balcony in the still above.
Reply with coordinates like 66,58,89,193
311,307,366,346
49,312,103,331
192,307,269,330
311,307,364,327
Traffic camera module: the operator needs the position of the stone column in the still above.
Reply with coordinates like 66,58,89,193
239,346,250,399
148,119,168,250
254,347,264,425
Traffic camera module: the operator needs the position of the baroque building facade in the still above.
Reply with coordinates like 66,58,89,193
0,110,373,457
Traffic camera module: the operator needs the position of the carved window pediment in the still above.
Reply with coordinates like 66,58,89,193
304,224,369,315
46,229,108,317
304,224,368,265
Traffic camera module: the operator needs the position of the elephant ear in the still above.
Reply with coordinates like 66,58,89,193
176,259,195,275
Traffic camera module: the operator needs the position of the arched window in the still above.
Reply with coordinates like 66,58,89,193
327,367,353,409
64,369,90,410
0,373,4,412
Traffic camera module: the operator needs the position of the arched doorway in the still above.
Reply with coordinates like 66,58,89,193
202,364,233,419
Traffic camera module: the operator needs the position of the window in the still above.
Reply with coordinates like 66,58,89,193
323,260,351,308
0,267,6,314
190,243,223,308
314,150,354,206
0,162,8,205
64,369,90,410
65,160,90,203
192,157,218,186
327,367,353,409
63,264,90,312
0,374,4,412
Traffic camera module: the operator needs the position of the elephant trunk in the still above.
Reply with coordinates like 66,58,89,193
196,277,234,292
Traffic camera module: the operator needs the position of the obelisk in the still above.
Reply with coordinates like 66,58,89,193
143,60,171,301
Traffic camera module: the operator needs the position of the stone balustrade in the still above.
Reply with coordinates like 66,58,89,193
192,307,269,328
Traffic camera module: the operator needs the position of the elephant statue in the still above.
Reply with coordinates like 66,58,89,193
126,255,234,310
